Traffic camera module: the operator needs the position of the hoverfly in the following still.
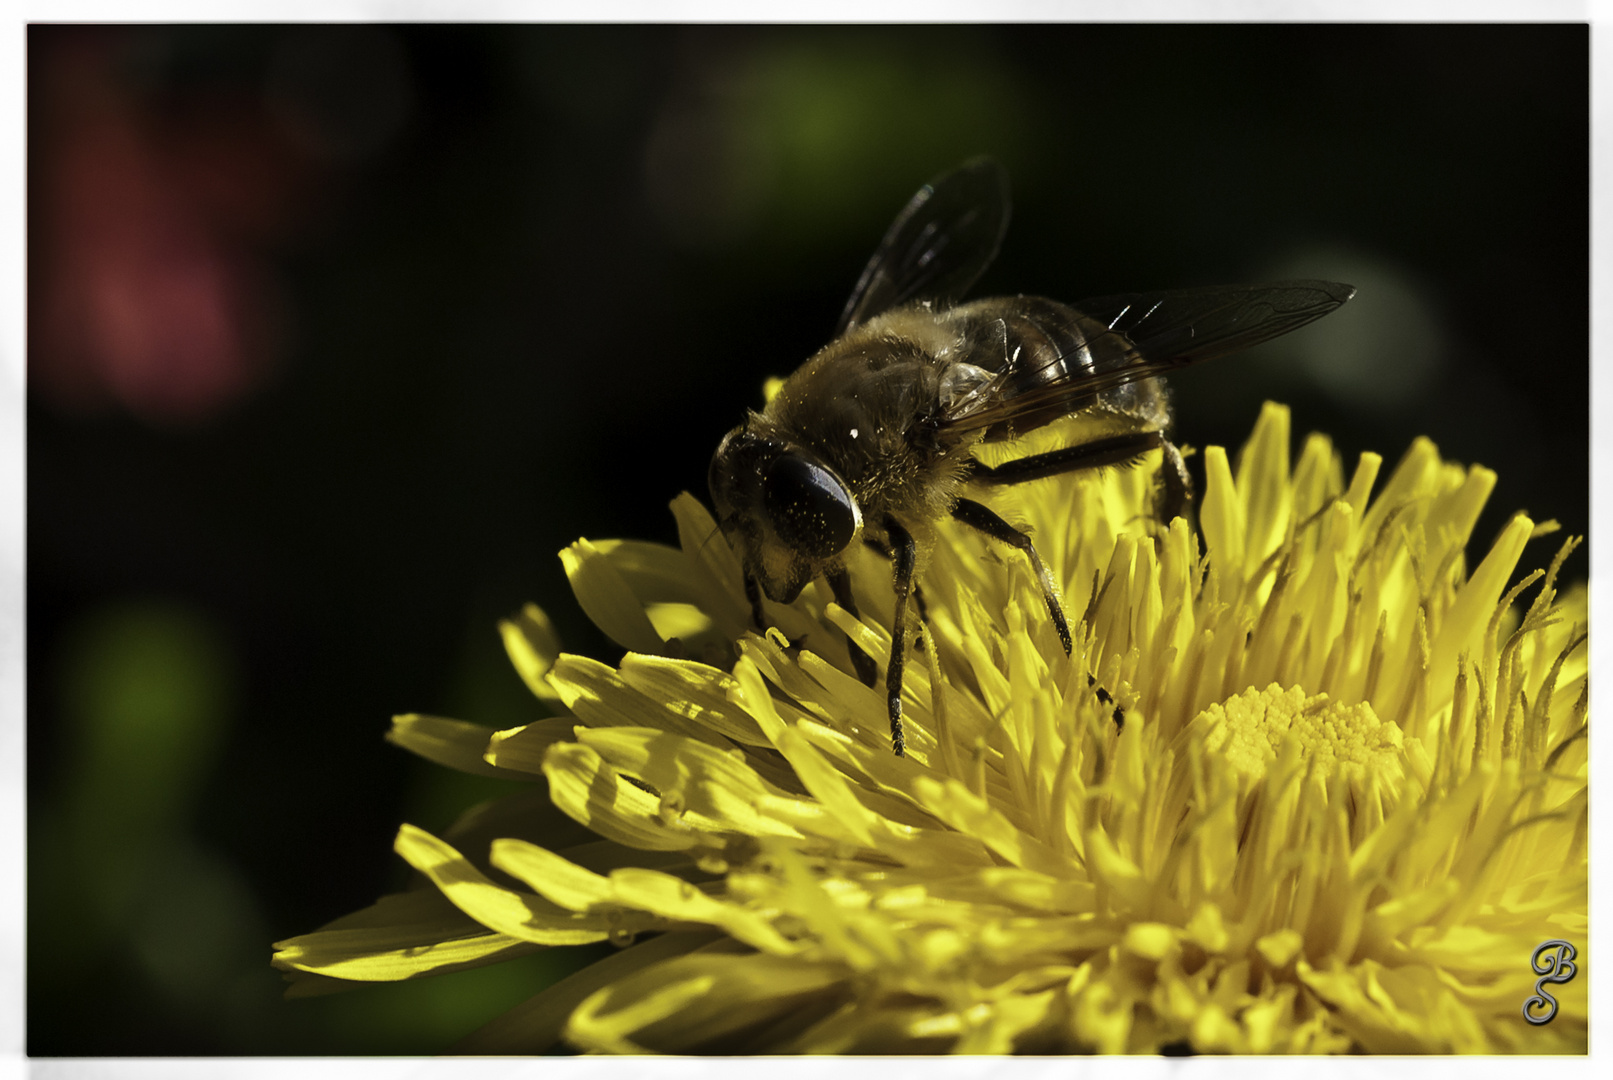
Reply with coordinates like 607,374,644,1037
708,158,1352,756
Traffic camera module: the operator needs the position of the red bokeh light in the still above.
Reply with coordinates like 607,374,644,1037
30,30,314,425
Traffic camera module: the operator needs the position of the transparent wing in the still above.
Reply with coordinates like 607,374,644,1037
941,280,1355,436
1070,280,1357,367
836,157,1012,335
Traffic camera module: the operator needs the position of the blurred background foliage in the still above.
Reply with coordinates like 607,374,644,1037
26,23,1586,1055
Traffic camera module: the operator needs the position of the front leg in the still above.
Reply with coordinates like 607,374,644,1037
883,516,917,757
863,536,930,627
827,566,879,687
743,571,766,632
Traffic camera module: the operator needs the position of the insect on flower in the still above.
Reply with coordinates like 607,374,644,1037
708,157,1353,755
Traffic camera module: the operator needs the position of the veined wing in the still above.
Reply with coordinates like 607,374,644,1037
940,280,1354,436
836,157,1011,336
1072,280,1356,366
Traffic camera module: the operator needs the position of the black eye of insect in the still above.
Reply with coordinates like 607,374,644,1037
762,455,859,559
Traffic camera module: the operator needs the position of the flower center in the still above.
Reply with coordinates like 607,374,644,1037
1197,684,1406,784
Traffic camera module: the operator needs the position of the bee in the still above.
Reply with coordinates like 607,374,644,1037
708,158,1353,756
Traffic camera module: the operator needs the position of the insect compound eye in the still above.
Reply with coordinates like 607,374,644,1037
761,455,860,560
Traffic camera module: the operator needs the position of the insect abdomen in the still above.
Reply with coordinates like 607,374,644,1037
947,296,1153,438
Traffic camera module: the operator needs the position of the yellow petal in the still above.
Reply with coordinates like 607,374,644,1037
498,603,565,703
1200,445,1246,584
1426,513,1532,709
952,988,1059,1053
616,653,770,747
386,714,535,780
455,929,726,1053
560,539,665,653
484,716,579,774
565,949,848,1053
392,823,637,945
543,741,722,851
607,866,801,954
488,838,613,911
576,726,805,840
1237,401,1293,572
271,887,539,986
549,653,733,748
910,775,1067,876
669,493,750,633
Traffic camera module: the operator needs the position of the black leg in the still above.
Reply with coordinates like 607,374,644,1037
960,433,1164,734
965,429,1195,530
743,572,765,631
863,536,930,625
1088,674,1125,732
952,498,1125,731
884,517,916,757
950,498,1073,655
965,431,1164,487
827,566,879,687
1157,438,1194,527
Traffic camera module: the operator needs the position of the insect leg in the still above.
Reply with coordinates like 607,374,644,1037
965,431,1164,486
1156,438,1195,527
950,498,1072,655
952,497,1126,732
884,516,917,757
827,566,880,687
966,429,1194,530
743,572,766,631
864,537,930,625
1089,676,1124,732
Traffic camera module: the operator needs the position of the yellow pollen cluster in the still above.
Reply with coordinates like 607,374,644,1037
1196,686,1408,785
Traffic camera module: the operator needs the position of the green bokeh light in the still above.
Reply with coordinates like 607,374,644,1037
645,33,1036,257
57,598,236,839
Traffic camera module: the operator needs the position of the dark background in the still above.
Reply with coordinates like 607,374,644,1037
26,24,1588,1054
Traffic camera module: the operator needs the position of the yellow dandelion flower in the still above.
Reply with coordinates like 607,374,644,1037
272,402,1588,1054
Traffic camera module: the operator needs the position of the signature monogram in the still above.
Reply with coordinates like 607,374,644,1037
1522,939,1578,1025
